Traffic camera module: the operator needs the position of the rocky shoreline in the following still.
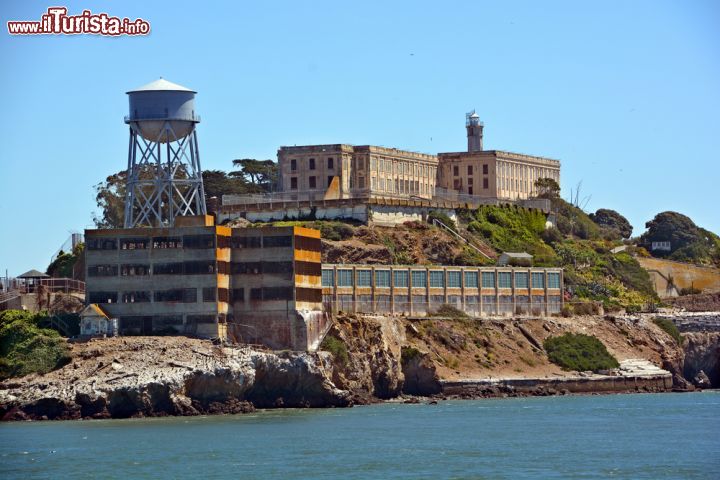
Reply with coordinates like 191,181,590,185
1,314,718,421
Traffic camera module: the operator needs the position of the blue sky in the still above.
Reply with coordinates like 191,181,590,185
1,0,719,276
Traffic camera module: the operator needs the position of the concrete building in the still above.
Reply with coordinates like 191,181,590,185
321,264,563,316
83,216,326,350
278,144,439,201
437,113,561,201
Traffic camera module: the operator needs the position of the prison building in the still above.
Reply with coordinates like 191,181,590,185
436,113,561,201
321,264,563,317
278,144,439,201
84,216,326,350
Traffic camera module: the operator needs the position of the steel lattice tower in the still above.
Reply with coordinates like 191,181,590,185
123,78,206,228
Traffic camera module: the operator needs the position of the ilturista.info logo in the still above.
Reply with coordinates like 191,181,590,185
7,7,150,36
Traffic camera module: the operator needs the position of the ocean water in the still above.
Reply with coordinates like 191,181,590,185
1,392,718,479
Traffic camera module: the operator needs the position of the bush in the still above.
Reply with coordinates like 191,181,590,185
0,310,71,380
679,286,702,296
320,335,349,366
316,222,355,241
430,304,470,319
652,318,683,345
401,346,422,365
427,210,457,231
544,333,619,372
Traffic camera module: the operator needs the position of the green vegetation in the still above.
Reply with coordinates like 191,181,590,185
589,208,633,239
640,211,720,266
430,304,470,319
46,243,84,278
652,318,683,345
0,310,71,380
427,210,457,230
320,335,349,366
457,199,658,311
400,346,422,365
463,204,554,264
543,333,619,372
534,177,560,198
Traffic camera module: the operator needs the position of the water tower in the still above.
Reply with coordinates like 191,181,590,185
123,78,206,228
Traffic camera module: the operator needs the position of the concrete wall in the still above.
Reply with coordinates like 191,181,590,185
441,374,672,395
368,205,457,227
637,257,720,298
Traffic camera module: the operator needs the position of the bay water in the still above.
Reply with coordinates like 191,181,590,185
1,392,718,479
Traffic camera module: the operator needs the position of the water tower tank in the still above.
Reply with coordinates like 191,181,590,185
126,78,198,143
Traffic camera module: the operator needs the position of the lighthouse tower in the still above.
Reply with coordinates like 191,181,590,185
466,110,484,152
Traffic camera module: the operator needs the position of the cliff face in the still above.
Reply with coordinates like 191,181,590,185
683,332,720,387
324,315,405,401
0,337,349,421
1,314,710,421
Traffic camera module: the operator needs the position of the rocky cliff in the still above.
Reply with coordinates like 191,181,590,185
2,313,712,421
0,337,349,421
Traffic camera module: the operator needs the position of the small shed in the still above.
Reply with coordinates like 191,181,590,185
497,252,533,267
80,304,116,337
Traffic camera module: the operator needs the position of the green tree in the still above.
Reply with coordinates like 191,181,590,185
93,170,127,228
230,159,278,192
202,169,253,199
534,177,560,198
640,211,720,265
589,208,633,239
46,242,84,278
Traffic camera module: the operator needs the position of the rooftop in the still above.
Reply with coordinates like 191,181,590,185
127,78,195,94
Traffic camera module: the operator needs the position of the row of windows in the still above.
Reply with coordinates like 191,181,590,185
289,157,334,172
87,260,321,277
453,164,489,176
322,269,561,289
88,234,298,252
369,157,436,178
89,261,221,277
88,286,316,305
87,235,216,251
88,287,224,304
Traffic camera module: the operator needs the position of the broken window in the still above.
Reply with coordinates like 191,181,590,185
120,238,149,250
231,288,245,303
87,238,117,250
154,288,196,303
88,291,117,303
153,263,184,275
120,264,149,276
186,315,216,324
263,235,292,248
184,261,216,274
231,262,262,274
231,236,261,249
183,235,215,249
152,236,182,249
202,287,216,302
121,291,150,303
87,265,118,277
262,286,294,301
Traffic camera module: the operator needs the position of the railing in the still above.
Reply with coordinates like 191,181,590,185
0,290,20,306
222,187,552,213
17,278,85,294
323,299,562,317
432,218,492,259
